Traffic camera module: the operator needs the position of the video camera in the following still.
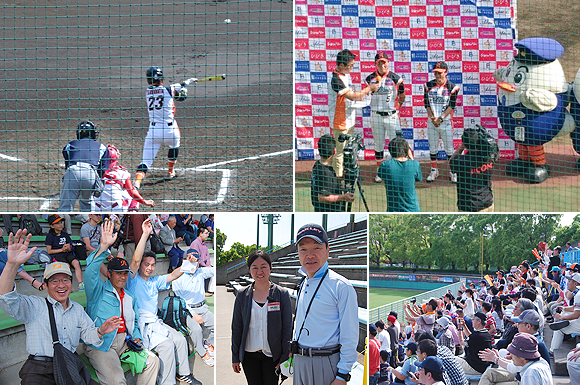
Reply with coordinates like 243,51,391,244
462,124,500,162
338,133,365,184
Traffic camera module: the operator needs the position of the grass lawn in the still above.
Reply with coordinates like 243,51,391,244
370,288,426,309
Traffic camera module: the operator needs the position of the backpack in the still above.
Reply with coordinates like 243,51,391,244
25,249,51,265
149,232,166,255
72,241,88,260
158,293,190,336
20,216,41,236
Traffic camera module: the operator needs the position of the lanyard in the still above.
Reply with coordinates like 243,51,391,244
295,269,328,343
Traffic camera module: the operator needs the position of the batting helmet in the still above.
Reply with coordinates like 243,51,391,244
107,144,121,169
146,66,163,85
77,120,98,140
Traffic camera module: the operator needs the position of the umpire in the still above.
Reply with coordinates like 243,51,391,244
59,120,110,212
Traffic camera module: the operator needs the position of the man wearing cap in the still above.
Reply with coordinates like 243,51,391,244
544,266,563,303
388,341,419,385
328,49,380,178
509,333,552,385
415,356,447,385
424,61,460,183
125,219,202,385
549,272,580,355
478,310,550,385
385,315,400,367
369,324,381,385
365,52,406,183
292,223,359,385
435,316,455,351
172,248,216,367
0,229,121,385
494,298,536,350
83,219,160,385
455,311,493,375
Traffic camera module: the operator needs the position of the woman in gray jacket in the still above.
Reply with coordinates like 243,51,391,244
231,250,293,385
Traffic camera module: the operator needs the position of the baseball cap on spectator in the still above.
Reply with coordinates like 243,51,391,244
405,341,418,354
369,323,377,336
497,270,505,276
414,356,445,373
521,261,530,270
480,279,487,284
48,214,65,225
507,333,540,359
387,315,397,324
107,257,131,272
570,273,580,284
551,266,561,272
432,61,448,72
375,52,389,63
572,263,580,272
296,223,328,245
511,309,540,326
44,262,72,280
436,316,451,329
186,248,200,259
473,312,487,323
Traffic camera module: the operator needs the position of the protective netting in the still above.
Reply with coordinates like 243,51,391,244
295,0,580,212
0,0,293,212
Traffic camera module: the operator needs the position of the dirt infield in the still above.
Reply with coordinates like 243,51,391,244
295,0,580,212
0,0,292,211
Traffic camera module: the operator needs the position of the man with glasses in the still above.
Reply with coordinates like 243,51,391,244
328,49,379,178
414,356,447,385
0,229,120,385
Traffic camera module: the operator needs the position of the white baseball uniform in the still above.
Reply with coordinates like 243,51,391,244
424,79,459,156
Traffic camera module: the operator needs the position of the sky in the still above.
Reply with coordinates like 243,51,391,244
218,213,367,251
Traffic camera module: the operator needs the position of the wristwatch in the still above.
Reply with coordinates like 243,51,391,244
337,372,351,382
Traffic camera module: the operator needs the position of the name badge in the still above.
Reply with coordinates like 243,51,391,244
268,302,280,312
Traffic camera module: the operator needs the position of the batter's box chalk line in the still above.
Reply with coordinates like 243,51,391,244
0,149,292,209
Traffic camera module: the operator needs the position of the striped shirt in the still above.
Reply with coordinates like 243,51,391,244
0,289,103,356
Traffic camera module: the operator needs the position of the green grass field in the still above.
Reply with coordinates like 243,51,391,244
370,287,426,309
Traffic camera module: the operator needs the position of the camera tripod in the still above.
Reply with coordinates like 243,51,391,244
343,163,369,212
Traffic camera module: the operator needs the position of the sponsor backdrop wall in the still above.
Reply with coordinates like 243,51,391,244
294,0,517,161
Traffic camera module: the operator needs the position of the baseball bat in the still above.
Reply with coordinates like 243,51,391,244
180,74,226,86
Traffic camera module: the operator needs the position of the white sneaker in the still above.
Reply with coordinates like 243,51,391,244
426,168,439,182
201,352,214,367
450,171,458,183
374,175,382,183
204,343,214,358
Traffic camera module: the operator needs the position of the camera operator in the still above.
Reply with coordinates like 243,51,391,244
377,136,422,212
449,125,499,212
311,134,355,212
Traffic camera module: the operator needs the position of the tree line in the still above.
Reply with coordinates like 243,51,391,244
369,214,580,271
216,229,273,266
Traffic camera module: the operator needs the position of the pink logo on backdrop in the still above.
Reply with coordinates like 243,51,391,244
479,28,496,38
307,5,324,16
496,40,513,50
325,17,341,27
361,62,376,72
412,73,428,84
376,6,392,17
462,62,479,72
359,0,374,5
428,40,444,50
295,16,308,28
452,117,464,129
412,95,425,106
326,39,342,50
461,17,478,27
393,0,410,5
462,39,479,50
394,63,412,72
479,51,496,61
295,39,308,49
427,17,444,28
399,106,413,118
295,83,311,94
342,28,359,39
464,106,480,116
444,5,460,16
360,39,377,50
446,51,462,61
313,116,329,126
480,73,496,84
393,17,410,28
411,28,427,39
295,106,312,116
414,118,428,128
410,6,427,16
312,95,329,105
296,127,313,138
481,118,499,128
310,50,326,61
445,28,461,38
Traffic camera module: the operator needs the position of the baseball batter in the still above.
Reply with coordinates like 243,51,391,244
424,61,460,182
134,66,188,188
365,52,406,183
95,145,155,212
59,121,110,212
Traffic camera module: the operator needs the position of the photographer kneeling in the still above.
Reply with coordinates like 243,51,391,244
311,134,355,212
449,125,499,212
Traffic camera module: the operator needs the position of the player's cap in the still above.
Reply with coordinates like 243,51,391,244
432,61,448,72
515,38,564,65
414,356,445,373
570,273,580,284
296,223,328,245
44,262,73,280
47,214,65,225
107,257,131,272
375,52,389,63
511,309,541,325
571,263,580,272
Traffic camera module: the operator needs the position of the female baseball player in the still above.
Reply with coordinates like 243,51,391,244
134,66,188,188
95,145,154,211
424,61,460,182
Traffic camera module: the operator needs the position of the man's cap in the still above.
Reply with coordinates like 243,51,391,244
570,273,580,284
186,248,200,258
571,263,580,272
369,323,377,335
432,61,448,72
414,356,445,373
566,263,573,269
480,279,487,284
405,341,418,353
551,266,561,272
44,262,72,280
47,214,64,225
473,312,487,323
296,223,328,245
521,261,530,269
511,309,540,326
375,52,389,63
108,257,131,272
507,333,540,360
514,38,564,65
387,315,397,324
497,270,505,276
436,316,451,329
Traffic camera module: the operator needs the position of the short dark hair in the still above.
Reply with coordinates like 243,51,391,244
489,286,499,296
375,320,385,330
246,250,272,269
482,302,492,312
425,369,444,382
427,298,438,311
389,311,398,318
318,134,336,159
521,288,537,302
417,330,436,343
414,330,425,342
141,251,157,264
388,136,410,158
418,339,437,357
336,49,356,66
380,350,389,362
197,226,208,237
465,288,473,296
